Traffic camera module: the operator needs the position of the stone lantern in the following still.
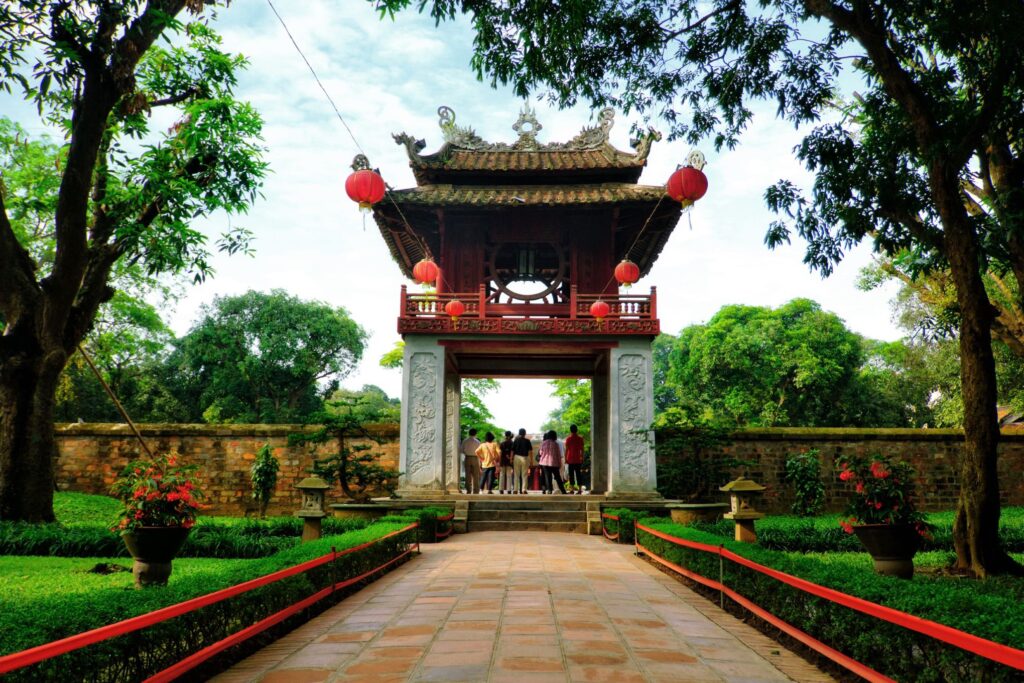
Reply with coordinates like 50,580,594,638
720,476,766,543
295,476,330,542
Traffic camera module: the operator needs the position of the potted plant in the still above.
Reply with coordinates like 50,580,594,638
837,454,929,578
110,453,205,587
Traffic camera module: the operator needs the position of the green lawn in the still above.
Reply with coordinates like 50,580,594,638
0,555,260,604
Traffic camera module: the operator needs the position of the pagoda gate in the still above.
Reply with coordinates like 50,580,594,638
371,106,683,498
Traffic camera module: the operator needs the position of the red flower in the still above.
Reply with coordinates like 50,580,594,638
874,501,883,510
855,482,864,493
839,470,855,481
840,519,854,534
870,461,890,479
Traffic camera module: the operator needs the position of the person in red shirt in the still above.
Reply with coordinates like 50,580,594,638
564,424,585,494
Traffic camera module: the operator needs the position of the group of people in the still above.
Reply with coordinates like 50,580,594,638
460,426,586,494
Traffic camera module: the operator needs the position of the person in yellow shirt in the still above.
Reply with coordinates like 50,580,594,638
475,432,501,494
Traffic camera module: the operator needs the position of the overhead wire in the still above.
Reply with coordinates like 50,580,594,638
265,0,442,287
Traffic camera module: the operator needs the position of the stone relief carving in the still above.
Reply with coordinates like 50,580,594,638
617,354,651,484
444,376,459,490
407,353,438,483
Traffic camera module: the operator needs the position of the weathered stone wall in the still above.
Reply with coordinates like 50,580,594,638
56,424,1024,516
55,423,399,516
658,428,1024,513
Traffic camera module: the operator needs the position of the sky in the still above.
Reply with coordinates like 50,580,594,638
3,1,902,432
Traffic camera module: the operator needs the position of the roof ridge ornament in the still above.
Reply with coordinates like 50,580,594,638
437,105,505,151
511,103,543,151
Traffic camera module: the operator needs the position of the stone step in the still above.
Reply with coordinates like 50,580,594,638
467,520,588,533
468,499,589,511
468,509,586,523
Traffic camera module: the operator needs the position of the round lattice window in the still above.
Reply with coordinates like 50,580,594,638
487,242,567,302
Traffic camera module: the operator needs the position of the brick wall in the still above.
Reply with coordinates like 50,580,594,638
57,424,1024,516
658,428,1024,513
55,423,399,516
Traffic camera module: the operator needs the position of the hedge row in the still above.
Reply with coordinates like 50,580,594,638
378,507,454,544
688,508,1024,553
0,517,375,559
1,521,418,682
636,520,1024,682
602,507,669,545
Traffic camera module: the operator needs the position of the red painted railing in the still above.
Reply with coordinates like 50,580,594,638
0,524,419,679
398,285,659,335
435,512,455,541
601,513,621,542
634,522,1024,680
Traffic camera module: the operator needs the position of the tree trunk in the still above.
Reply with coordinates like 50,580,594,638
0,344,66,522
944,209,1023,577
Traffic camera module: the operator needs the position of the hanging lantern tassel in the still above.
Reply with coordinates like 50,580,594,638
590,300,610,327
445,299,466,329
666,150,709,208
614,259,640,289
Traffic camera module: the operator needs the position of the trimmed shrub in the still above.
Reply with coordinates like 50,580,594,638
636,520,1024,682
688,509,1024,553
602,507,669,544
1,521,418,681
0,516,377,559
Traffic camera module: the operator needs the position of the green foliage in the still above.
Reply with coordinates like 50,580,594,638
250,444,280,519
542,379,591,445
782,449,825,517
0,514,378,559
293,397,400,502
837,454,926,533
0,522,417,679
602,507,668,545
174,290,367,424
109,454,204,532
653,411,744,502
688,510,1024,554
666,299,923,427
637,521,1024,681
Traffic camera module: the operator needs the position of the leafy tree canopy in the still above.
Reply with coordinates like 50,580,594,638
542,379,591,447
1,1,267,523
667,298,924,427
174,290,367,424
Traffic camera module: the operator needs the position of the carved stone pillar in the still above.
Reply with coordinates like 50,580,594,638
590,355,609,494
398,336,446,496
607,339,658,496
443,372,461,493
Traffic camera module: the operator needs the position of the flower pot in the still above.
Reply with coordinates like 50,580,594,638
122,526,192,587
852,523,920,579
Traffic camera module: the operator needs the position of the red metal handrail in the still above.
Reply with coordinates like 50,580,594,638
634,522,1024,674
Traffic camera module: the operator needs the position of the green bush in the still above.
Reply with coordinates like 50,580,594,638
782,449,825,516
0,521,417,681
0,516,378,559
636,520,1024,682
602,507,669,544
688,509,1024,553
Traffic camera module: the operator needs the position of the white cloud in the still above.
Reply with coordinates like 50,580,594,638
2,0,903,429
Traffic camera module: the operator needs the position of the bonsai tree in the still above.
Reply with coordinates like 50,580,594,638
290,397,399,503
250,443,280,518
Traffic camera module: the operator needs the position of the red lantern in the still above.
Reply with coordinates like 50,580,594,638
345,169,386,211
445,299,466,321
666,166,708,207
412,259,439,286
589,300,610,322
614,259,640,288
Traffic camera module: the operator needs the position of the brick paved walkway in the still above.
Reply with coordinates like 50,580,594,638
212,532,836,683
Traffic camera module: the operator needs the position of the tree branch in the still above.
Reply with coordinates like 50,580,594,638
0,192,42,328
149,87,199,108
664,0,742,40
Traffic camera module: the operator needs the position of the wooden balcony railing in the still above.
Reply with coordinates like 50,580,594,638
398,285,659,335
